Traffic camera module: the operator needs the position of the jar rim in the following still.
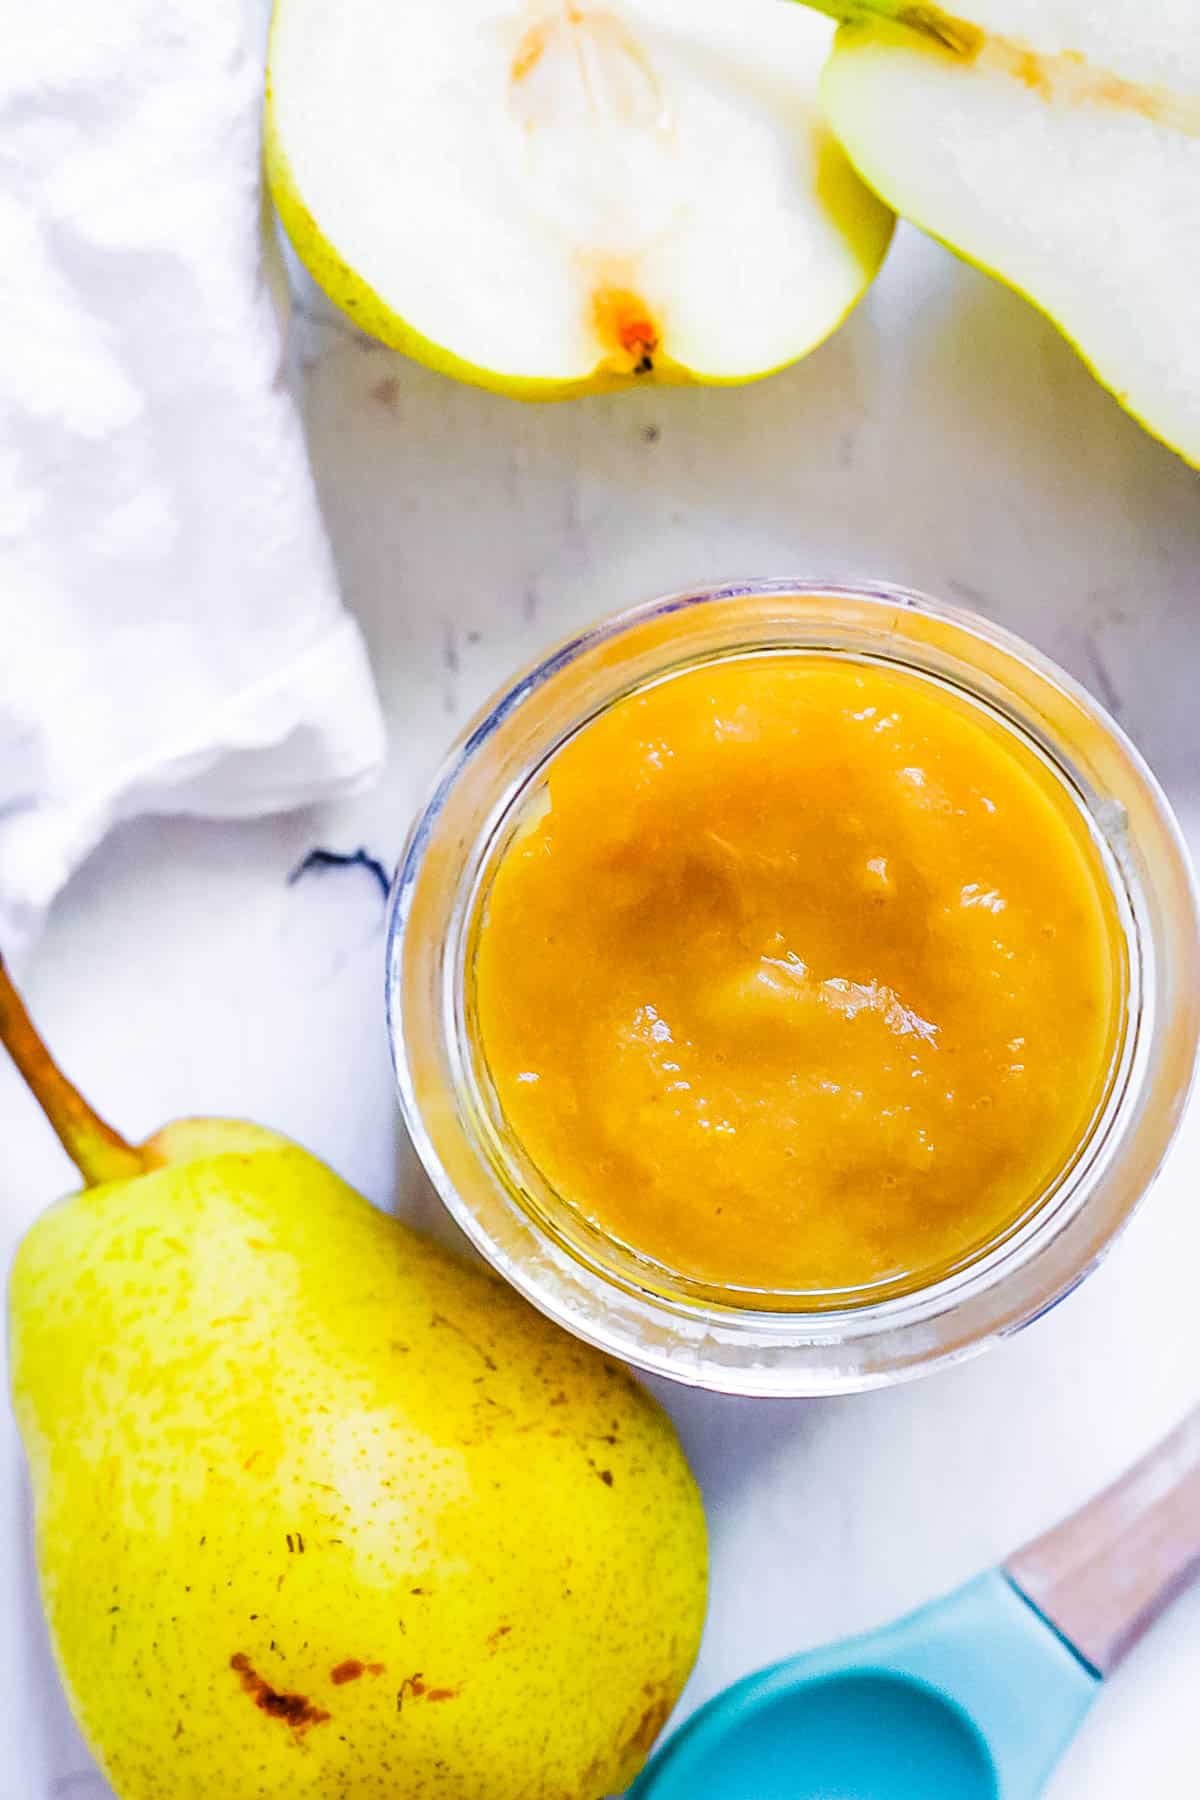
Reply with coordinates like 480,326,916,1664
386,579,1200,1395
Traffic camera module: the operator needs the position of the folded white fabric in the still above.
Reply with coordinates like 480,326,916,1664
0,0,385,954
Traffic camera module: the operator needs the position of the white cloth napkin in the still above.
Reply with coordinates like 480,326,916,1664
0,0,386,955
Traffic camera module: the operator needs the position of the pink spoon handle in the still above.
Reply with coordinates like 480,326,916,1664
1006,1406,1200,1676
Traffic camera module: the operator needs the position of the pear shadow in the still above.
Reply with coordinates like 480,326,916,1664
648,1383,825,1518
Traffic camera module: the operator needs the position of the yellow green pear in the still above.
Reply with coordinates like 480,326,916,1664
798,0,1200,466
3,958,707,1798
264,0,894,398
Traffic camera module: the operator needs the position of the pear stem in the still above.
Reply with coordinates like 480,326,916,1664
0,955,149,1186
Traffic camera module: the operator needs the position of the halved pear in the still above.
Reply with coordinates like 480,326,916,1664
265,0,894,399
802,0,1200,466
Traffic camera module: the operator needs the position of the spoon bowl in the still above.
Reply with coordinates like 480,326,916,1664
630,1572,1093,1800
653,1668,998,1800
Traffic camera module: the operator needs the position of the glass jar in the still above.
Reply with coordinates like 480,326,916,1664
385,580,1199,1395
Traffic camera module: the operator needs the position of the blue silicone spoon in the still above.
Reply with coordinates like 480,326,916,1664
631,1408,1200,1800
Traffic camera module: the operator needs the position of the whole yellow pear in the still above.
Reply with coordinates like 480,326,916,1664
3,961,707,1798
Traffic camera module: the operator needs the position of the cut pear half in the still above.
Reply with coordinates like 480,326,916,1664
265,0,894,399
805,0,1200,466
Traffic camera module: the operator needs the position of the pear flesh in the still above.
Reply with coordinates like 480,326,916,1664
3,963,707,1799
265,0,894,396
806,0,1200,465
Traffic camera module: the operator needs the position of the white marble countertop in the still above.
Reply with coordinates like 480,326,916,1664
4,226,1200,1798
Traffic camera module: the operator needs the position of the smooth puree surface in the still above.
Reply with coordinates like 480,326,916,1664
473,655,1124,1297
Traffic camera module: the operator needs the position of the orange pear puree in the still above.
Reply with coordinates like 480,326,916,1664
474,656,1123,1295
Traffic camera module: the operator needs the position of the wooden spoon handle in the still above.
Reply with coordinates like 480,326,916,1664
1006,1407,1200,1676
